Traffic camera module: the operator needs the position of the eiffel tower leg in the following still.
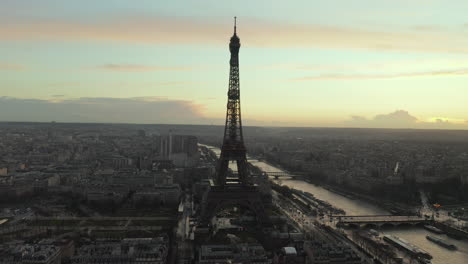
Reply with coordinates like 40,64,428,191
236,159,249,185
200,186,271,227
217,159,229,185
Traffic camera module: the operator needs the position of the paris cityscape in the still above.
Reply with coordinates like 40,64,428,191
1,1,468,264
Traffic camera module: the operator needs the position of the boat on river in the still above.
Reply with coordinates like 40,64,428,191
426,235,457,250
369,229,379,236
424,225,444,234
383,235,432,260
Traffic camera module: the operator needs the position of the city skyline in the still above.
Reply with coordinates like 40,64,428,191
1,0,468,129
1,3,468,260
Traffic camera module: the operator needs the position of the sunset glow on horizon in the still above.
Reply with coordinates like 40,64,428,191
1,0,468,129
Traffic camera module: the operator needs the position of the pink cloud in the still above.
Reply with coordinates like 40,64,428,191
289,68,468,81
0,96,208,124
91,64,192,72
346,110,468,129
1,17,468,53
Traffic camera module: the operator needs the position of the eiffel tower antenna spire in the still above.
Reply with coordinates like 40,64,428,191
234,16,237,34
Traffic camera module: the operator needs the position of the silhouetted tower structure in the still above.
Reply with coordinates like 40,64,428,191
217,16,249,186
199,18,269,226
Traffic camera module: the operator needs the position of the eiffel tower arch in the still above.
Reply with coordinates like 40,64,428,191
199,18,269,226
200,185,269,225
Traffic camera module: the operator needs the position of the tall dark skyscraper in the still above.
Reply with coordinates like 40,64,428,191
216,17,249,186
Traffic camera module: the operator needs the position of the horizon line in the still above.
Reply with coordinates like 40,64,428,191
0,120,467,132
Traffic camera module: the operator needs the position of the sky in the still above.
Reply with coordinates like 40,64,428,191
1,0,468,129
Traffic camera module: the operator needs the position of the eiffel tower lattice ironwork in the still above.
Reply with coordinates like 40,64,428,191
216,16,249,186
199,18,269,226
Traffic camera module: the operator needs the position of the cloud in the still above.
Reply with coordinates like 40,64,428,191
434,118,449,124
48,82,80,87
51,94,65,98
346,110,467,129
92,64,192,72
374,110,418,124
1,16,468,53
289,68,468,81
350,115,368,122
0,96,208,124
0,63,25,71
0,98,466,130
347,110,418,128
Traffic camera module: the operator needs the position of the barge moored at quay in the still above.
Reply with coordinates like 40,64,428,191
426,235,457,250
383,235,432,260
424,225,444,234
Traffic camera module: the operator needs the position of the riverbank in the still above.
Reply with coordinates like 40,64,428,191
272,182,345,216
253,158,417,215
302,179,416,216
272,188,376,263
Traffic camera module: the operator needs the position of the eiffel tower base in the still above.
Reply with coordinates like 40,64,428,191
199,184,270,226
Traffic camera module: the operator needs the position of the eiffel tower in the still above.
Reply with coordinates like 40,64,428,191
216,16,249,186
200,18,269,226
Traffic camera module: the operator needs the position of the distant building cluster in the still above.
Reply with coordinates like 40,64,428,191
0,124,225,264
0,125,207,207
0,238,71,264
71,237,168,264
258,138,468,191
198,243,269,264
303,241,362,264
0,236,168,264
5,123,465,264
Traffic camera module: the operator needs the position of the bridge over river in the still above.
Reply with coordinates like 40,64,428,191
263,171,304,179
333,215,431,227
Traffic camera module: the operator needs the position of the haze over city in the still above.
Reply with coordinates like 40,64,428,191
1,0,468,129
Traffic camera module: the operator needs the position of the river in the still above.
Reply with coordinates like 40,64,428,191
203,145,468,264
